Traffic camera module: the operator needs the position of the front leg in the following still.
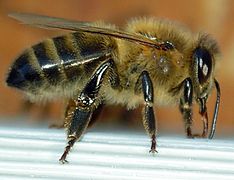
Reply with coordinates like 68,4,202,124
179,78,193,138
179,78,210,138
198,97,208,137
141,71,157,153
59,60,113,163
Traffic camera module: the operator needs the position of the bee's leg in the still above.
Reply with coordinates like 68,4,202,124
198,97,208,137
88,103,104,128
21,99,51,119
20,99,34,114
64,101,104,129
59,60,114,164
60,99,93,164
179,78,193,138
141,71,157,153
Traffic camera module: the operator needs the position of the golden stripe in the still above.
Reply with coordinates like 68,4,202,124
44,38,67,80
27,48,46,79
62,33,85,78
66,33,81,59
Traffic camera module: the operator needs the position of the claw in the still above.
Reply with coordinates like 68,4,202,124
49,123,64,129
187,133,207,138
149,134,158,153
149,149,158,153
59,158,69,164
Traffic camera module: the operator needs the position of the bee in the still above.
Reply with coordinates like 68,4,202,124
6,13,221,163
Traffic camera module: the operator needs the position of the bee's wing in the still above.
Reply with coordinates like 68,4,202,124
9,12,161,49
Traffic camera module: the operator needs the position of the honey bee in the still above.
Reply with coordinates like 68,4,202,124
6,13,221,163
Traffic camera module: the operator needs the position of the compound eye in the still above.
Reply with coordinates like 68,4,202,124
193,48,212,84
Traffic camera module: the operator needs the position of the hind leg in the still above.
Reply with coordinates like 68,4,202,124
59,60,117,163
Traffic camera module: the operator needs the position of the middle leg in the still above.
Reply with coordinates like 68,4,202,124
140,71,157,153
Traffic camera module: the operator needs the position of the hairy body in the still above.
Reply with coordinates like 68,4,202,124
6,14,220,163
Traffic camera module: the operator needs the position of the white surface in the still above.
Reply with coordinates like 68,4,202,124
0,125,234,180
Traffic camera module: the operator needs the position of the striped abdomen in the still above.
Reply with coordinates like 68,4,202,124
6,32,113,98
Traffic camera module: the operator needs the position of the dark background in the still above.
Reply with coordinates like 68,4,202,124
0,0,233,136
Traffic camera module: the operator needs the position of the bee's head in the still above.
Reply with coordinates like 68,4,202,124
191,34,220,99
190,34,221,139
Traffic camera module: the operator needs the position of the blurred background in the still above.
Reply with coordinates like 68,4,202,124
0,0,233,136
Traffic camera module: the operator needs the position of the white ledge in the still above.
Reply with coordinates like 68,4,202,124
0,124,234,179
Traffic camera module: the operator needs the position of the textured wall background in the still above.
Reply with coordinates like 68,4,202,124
0,0,233,135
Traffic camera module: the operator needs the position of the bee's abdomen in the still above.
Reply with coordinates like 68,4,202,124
6,53,42,90
6,32,109,94
6,43,63,91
